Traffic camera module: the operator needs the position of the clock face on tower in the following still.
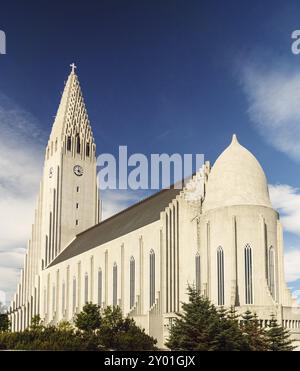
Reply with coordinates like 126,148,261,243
73,165,84,176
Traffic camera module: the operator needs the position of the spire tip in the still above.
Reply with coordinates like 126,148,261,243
70,63,77,74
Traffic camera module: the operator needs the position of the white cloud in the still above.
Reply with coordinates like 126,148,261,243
269,184,300,285
0,93,45,304
101,189,151,220
239,62,300,161
269,184,300,236
284,248,300,283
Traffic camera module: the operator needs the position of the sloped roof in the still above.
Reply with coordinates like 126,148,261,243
48,186,181,267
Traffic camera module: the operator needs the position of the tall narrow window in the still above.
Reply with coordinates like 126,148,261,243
84,273,89,303
268,246,276,299
130,257,135,309
67,136,71,151
244,244,253,304
52,285,56,314
86,143,90,157
62,281,65,315
72,277,76,313
217,246,224,306
98,269,102,306
43,287,47,315
195,253,201,292
76,135,80,154
150,249,155,307
113,263,118,306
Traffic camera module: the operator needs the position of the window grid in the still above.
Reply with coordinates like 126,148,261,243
62,281,65,315
84,273,88,304
150,250,155,307
130,257,135,309
113,263,118,306
72,277,76,313
195,253,201,292
244,244,253,304
217,246,224,306
268,246,275,299
98,269,102,307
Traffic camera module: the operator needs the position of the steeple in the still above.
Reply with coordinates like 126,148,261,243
42,65,99,266
46,64,95,161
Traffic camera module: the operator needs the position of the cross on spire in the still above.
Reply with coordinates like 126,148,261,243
70,63,77,73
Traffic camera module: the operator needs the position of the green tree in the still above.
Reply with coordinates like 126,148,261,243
0,313,10,333
214,306,249,351
99,306,157,350
266,314,295,351
57,320,74,332
29,315,45,332
74,302,102,333
240,310,268,351
166,286,231,351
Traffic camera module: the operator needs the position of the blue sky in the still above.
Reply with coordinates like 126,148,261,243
0,0,300,303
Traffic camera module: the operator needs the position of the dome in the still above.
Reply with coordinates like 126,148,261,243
202,134,272,212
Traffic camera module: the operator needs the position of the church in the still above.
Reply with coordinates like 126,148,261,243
8,66,300,348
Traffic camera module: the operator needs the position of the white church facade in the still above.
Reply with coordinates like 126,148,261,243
9,66,300,348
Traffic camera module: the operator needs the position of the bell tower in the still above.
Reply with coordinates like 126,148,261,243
41,64,100,267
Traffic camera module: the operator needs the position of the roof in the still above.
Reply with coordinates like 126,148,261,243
48,185,182,267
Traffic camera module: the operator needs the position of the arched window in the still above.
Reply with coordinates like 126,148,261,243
43,287,47,315
113,263,118,307
62,281,65,315
268,246,276,299
72,277,76,313
130,257,135,309
67,136,72,151
86,143,90,157
150,250,155,307
195,253,201,292
52,285,56,314
244,244,253,304
76,135,81,154
84,273,89,304
217,246,224,306
98,269,102,307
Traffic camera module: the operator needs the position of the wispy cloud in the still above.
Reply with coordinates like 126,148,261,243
101,189,151,220
0,93,45,303
284,249,300,283
239,61,300,161
269,184,300,285
269,184,300,236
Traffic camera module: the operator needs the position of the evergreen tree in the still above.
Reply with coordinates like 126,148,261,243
0,313,10,332
29,315,45,332
215,306,249,351
99,306,157,350
266,314,295,351
166,286,248,351
240,310,268,351
74,302,102,333
166,286,220,350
